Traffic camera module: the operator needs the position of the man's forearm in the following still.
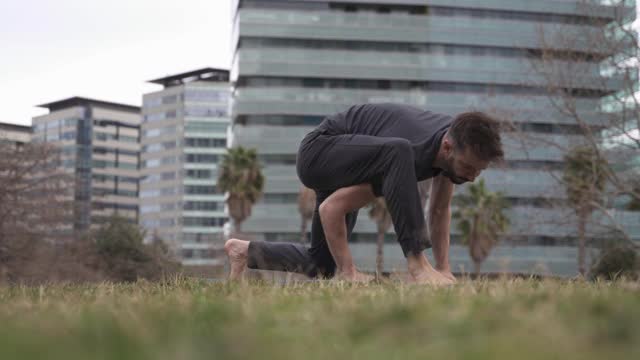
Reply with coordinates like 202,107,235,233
429,206,451,272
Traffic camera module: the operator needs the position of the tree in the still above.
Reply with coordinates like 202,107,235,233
627,183,640,211
453,179,510,276
217,147,264,236
563,146,607,275
93,215,180,282
297,185,316,243
368,197,392,278
0,142,72,282
368,180,431,278
590,243,638,280
523,0,639,244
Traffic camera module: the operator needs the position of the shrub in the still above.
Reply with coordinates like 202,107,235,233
590,245,639,280
93,216,181,282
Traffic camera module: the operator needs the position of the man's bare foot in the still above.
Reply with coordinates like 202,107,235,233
408,266,454,286
406,253,454,286
224,238,249,281
437,269,457,283
334,270,374,283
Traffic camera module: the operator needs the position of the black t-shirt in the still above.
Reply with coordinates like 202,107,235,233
322,103,453,183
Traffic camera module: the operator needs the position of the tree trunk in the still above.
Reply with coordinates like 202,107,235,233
474,261,482,278
376,230,385,280
578,214,586,276
234,219,243,238
300,217,308,244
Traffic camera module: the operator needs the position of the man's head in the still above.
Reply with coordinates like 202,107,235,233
438,112,503,185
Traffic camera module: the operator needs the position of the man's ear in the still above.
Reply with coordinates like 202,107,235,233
442,137,454,155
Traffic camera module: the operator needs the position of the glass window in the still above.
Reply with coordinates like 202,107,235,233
143,156,177,169
163,95,178,105
184,89,230,102
185,154,219,163
182,233,225,243
183,106,228,118
140,189,160,197
144,97,162,108
161,187,177,196
262,193,299,204
142,218,176,228
93,160,138,170
141,204,161,214
258,154,296,165
183,217,226,227
144,113,166,122
184,122,228,133
184,185,220,195
186,169,216,179
142,126,178,138
143,141,178,153
236,115,324,126
183,201,223,211
185,138,226,148
63,118,79,127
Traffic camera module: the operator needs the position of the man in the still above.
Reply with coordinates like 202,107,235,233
224,103,503,284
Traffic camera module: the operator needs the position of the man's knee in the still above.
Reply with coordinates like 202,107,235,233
319,184,375,220
385,138,412,161
318,199,342,224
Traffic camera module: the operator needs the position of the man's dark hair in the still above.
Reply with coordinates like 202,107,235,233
448,111,504,162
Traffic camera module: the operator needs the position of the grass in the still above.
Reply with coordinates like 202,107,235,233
0,276,639,360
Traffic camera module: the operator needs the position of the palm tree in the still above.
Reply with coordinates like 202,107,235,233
453,178,510,276
368,180,431,278
626,183,640,211
217,147,264,236
368,197,393,278
298,185,316,243
563,146,606,275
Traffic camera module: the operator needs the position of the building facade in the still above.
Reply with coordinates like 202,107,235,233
140,68,231,267
0,122,31,147
32,97,140,231
230,0,639,276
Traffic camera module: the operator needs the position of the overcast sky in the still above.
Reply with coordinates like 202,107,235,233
1,1,638,126
0,0,232,126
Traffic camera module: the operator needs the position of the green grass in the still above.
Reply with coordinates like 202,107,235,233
1,277,639,360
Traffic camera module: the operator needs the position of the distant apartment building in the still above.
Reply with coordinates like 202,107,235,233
0,122,31,147
140,68,231,267
32,97,141,231
230,0,639,276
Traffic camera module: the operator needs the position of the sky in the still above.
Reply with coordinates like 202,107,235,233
1,1,638,127
0,0,232,126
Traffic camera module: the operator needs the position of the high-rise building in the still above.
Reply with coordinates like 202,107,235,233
32,97,140,231
140,68,231,267
230,0,639,276
0,122,31,147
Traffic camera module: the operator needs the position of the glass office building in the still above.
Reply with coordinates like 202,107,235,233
230,0,639,276
140,68,231,267
33,97,141,231
0,122,31,147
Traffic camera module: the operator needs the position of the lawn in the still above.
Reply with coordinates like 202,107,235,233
0,277,638,360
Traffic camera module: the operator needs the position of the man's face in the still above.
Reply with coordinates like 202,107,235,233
440,141,489,185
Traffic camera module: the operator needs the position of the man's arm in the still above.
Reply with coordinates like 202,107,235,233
427,174,455,275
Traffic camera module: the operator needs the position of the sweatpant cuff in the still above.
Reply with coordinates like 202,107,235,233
246,240,262,269
399,237,432,258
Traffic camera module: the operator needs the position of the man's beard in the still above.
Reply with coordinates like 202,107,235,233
440,158,469,185
441,169,468,184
